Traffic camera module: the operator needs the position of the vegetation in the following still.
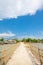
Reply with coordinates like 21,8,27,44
21,38,43,43
0,37,43,44
40,39,43,43
0,38,4,41
21,38,26,42
0,38,4,44
12,38,19,43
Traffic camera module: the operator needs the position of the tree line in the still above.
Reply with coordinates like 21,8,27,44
0,38,43,44
21,38,43,43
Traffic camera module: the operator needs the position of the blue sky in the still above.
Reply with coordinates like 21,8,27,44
0,10,43,39
0,0,43,39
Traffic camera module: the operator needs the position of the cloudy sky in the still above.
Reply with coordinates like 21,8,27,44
0,0,43,39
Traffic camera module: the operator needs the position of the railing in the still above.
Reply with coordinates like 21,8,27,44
25,43,43,65
0,44,19,65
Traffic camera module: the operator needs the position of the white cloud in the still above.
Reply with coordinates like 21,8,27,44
18,35,43,40
38,31,43,35
0,32,15,38
0,0,43,19
0,19,3,21
17,35,37,40
17,31,43,39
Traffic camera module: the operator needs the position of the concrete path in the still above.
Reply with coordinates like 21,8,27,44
6,42,40,65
